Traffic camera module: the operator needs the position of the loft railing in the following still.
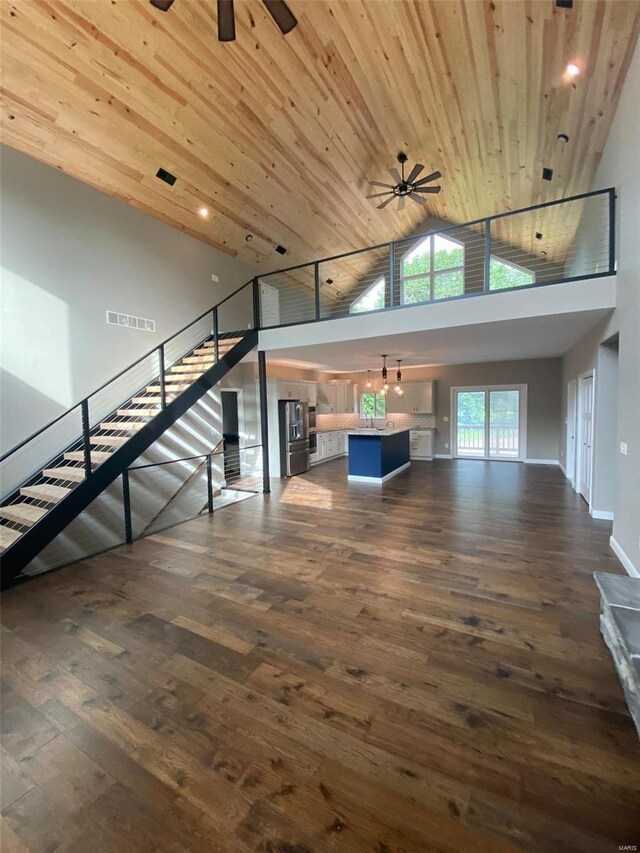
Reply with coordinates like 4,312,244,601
0,187,615,496
256,187,616,328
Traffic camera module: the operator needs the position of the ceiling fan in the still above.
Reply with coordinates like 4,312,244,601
367,152,442,210
149,0,297,42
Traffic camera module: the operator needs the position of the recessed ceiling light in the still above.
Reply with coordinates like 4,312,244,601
541,250,548,256
275,244,287,255
198,206,209,218
542,167,554,181
535,232,543,240
566,62,581,77
557,133,570,143
245,234,253,241
326,278,334,285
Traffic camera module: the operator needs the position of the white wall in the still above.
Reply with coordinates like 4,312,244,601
562,39,640,574
0,145,258,453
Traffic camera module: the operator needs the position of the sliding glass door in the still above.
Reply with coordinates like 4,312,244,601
454,386,525,461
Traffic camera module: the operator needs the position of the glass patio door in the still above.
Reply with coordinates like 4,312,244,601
455,386,524,461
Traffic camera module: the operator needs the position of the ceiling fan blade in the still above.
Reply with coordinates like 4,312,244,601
414,170,442,186
150,0,175,10
377,195,396,210
406,163,424,184
367,191,393,199
408,192,427,205
397,195,406,211
369,181,395,189
413,185,442,194
262,0,298,34
389,168,402,184
218,0,236,41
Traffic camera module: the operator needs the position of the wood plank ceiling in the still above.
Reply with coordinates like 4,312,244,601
1,0,639,275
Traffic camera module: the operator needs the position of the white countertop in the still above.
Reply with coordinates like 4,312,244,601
347,428,410,436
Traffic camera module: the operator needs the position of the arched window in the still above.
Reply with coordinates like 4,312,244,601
401,234,464,304
350,276,385,314
489,257,535,289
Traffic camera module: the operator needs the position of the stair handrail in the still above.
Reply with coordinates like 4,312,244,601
0,277,256,464
1,185,616,466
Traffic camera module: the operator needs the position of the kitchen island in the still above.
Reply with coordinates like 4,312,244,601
347,429,410,483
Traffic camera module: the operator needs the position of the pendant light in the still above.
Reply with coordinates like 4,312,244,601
381,354,389,391
366,370,372,390
395,359,403,396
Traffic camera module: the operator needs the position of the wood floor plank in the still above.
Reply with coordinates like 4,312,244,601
1,459,638,851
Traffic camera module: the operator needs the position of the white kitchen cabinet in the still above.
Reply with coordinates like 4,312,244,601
306,384,317,407
396,382,435,414
336,383,348,414
312,430,349,465
317,384,337,414
409,430,434,460
278,381,317,405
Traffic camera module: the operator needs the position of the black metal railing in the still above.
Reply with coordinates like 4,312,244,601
256,187,616,328
123,444,264,543
0,187,615,503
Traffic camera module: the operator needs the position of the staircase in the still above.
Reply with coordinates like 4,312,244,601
0,325,258,588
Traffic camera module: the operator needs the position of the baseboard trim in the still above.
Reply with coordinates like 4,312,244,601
610,536,640,578
590,508,614,521
435,454,453,460
525,458,560,466
558,461,567,476
348,461,411,484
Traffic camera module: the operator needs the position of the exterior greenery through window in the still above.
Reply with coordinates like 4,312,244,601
402,234,465,304
361,392,386,419
489,257,535,289
350,276,385,314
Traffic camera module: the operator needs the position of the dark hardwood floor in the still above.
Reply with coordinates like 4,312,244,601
2,459,639,852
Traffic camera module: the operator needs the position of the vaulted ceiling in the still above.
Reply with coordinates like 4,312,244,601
1,0,638,273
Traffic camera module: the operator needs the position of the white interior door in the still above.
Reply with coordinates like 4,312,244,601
578,374,594,503
565,379,577,485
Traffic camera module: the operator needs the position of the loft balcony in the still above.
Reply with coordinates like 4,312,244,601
256,188,616,349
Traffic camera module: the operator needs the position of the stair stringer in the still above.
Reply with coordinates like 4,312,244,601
0,330,258,588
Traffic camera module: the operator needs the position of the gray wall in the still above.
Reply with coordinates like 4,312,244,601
339,357,562,460
0,145,258,453
563,38,640,571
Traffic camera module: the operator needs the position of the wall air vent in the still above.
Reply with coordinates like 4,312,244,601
275,244,287,255
106,311,156,333
156,167,177,186
542,167,554,181
556,0,573,8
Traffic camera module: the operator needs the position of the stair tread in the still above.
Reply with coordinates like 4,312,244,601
64,450,112,464
117,408,159,417
21,483,72,503
43,467,86,483
0,503,48,525
132,396,161,405
0,525,22,551
100,421,146,430
90,435,129,446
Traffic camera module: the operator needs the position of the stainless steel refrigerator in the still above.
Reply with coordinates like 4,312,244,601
278,400,310,477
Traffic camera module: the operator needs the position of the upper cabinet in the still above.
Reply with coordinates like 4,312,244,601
277,381,316,404
317,383,337,414
386,381,435,414
317,382,356,414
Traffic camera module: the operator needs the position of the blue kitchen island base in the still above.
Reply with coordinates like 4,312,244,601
347,429,411,484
